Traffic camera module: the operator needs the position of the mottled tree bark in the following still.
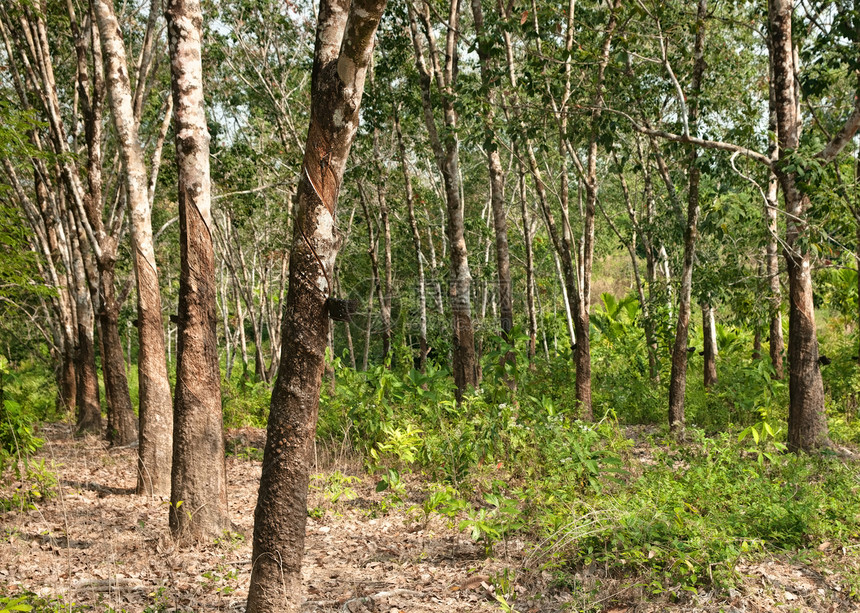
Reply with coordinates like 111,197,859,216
246,0,386,609
764,38,786,380
94,0,172,490
69,213,102,435
165,0,229,538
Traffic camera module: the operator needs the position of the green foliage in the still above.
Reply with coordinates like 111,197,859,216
311,470,360,504
529,431,860,594
221,375,270,429
0,596,32,612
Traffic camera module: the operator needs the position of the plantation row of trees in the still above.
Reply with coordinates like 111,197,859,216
1,0,859,610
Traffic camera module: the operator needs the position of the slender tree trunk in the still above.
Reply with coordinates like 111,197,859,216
609,160,658,380
246,0,386,609
373,129,394,366
471,0,514,357
668,0,707,431
409,0,478,400
94,0,172,492
362,286,374,371
765,52,786,380
99,262,138,445
165,0,229,539
220,266,235,382
517,155,538,363
357,182,388,364
702,302,718,388
395,109,429,370
70,217,102,435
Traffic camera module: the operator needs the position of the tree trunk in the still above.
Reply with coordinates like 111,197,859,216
769,0,830,451
667,0,707,431
408,0,478,400
702,302,718,388
94,0,172,491
70,221,102,436
395,109,429,371
362,285,374,371
246,0,386,609
763,36,786,380
357,181,391,366
373,129,394,366
517,154,538,363
99,261,138,446
165,0,229,539
470,0,514,357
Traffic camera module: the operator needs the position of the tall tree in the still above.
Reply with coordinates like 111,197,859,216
470,0,514,357
93,0,173,495
408,0,479,400
246,0,387,608
667,0,708,430
165,0,229,538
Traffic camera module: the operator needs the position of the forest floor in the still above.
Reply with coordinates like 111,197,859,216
1,423,859,613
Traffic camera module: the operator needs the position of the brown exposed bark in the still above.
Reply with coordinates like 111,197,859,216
408,0,478,400
246,0,386,609
667,0,707,432
165,0,229,538
99,261,138,446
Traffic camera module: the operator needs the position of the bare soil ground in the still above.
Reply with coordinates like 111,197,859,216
1,423,859,612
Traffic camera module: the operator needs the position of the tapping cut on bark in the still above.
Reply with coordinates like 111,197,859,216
165,0,230,539
246,0,387,610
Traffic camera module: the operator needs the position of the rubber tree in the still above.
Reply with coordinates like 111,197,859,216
93,0,173,496
407,0,479,400
165,0,230,538
246,0,387,608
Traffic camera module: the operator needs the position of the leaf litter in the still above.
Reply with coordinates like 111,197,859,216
1,423,859,612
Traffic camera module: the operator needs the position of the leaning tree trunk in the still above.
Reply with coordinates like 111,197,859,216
246,0,386,609
165,0,230,539
94,0,172,488
667,0,707,431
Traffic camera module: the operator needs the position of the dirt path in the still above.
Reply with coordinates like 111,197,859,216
0,425,520,612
